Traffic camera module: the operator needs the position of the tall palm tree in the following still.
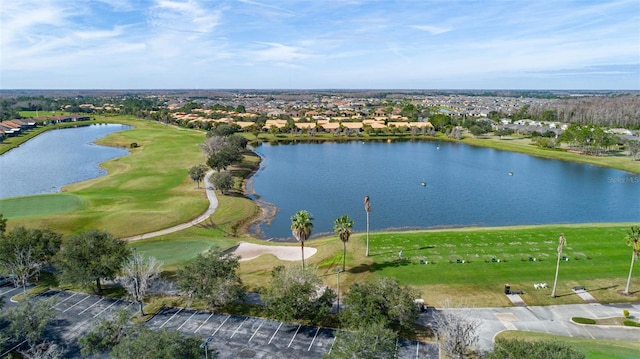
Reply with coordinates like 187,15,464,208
364,196,371,257
291,210,313,269
334,215,354,271
624,226,640,294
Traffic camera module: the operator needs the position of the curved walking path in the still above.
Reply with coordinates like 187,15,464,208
120,172,319,262
121,171,219,241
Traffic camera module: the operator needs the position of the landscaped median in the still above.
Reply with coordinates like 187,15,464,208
572,316,640,328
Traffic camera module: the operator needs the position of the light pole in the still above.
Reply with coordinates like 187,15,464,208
551,233,566,298
364,196,371,257
336,268,341,315
200,336,212,359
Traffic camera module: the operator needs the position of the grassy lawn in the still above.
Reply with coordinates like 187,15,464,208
237,223,640,307
495,331,640,359
0,193,84,217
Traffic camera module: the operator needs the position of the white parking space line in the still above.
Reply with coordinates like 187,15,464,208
248,320,264,342
416,341,420,358
268,322,283,344
230,317,248,338
63,295,91,313
327,332,338,355
160,307,183,328
53,292,78,308
79,297,104,315
93,299,121,318
287,324,301,348
307,327,320,351
194,313,214,334
394,338,399,358
211,315,230,337
0,286,20,297
178,311,198,331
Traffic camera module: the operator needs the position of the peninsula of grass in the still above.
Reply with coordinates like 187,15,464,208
1,116,216,237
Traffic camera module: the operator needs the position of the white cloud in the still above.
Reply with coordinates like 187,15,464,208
250,42,311,63
409,24,452,35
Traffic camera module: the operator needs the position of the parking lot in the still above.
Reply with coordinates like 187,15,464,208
1,288,438,358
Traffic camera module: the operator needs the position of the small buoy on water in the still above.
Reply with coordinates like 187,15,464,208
508,171,513,176
421,181,427,186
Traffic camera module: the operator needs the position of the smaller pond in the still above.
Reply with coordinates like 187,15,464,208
0,123,130,199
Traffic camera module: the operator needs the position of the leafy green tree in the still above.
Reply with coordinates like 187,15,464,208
291,210,314,269
227,134,248,149
0,213,6,234
79,308,131,356
118,253,162,317
263,265,335,324
341,277,419,332
486,338,584,359
111,326,211,359
188,164,209,188
1,298,56,347
324,322,396,359
55,230,130,293
209,123,240,137
624,226,640,294
334,215,354,271
176,247,244,308
206,145,242,172
210,171,234,194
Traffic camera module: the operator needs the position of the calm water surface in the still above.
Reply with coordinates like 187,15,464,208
0,124,130,199
249,141,640,240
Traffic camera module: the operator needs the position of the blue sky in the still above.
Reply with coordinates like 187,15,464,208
1,0,639,90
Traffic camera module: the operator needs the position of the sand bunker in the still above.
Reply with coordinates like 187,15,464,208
233,242,317,262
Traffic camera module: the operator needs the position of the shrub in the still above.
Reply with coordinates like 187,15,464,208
623,320,640,327
572,317,596,324
622,309,630,318
130,142,138,148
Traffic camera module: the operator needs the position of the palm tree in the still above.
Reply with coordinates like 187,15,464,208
624,226,640,294
334,215,354,271
291,210,314,269
364,196,371,256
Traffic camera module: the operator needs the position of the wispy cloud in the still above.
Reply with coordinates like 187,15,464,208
409,25,452,35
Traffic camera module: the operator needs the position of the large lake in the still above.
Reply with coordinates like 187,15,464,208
0,124,130,199
248,141,640,240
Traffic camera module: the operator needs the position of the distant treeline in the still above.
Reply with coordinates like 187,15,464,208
528,94,640,129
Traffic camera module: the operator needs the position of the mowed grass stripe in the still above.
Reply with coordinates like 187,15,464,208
0,194,84,218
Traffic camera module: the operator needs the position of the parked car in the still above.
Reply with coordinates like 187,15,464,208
0,274,17,287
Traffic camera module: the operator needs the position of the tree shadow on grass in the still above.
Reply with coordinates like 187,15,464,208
349,259,413,274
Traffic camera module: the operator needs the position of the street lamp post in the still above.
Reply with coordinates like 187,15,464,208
200,336,213,359
336,268,341,315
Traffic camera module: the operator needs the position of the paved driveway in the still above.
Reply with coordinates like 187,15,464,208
418,302,640,353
